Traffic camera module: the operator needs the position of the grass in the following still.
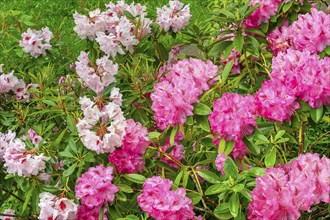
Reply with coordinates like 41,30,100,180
0,0,210,69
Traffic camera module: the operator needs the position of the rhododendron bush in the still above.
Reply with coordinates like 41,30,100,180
1,0,330,219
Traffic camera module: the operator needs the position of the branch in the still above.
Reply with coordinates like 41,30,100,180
308,130,330,152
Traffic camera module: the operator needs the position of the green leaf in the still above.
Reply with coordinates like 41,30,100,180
197,170,222,184
148,131,161,139
233,35,244,53
186,192,202,205
66,115,77,133
244,28,265,37
216,9,236,19
123,10,135,19
274,130,285,141
229,193,239,217
243,137,260,155
310,105,324,122
63,163,77,177
123,174,146,184
222,60,234,84
170,126,179,146
253,134,269,143
208,41,232,57
224,158,238,179
265,147,276,168
174,170,183,187
53,128,68,146
219,138,226,154
193,102,211,115
282,1,293,13
196,115,210,132
99,205,105,220
224,141,235,156
214,203,232,219
205,183,229,195
231,184,244,193
22,186,33,212
117,184,134,193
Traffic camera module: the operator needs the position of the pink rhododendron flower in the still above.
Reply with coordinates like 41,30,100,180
209,92,257,142
271,49,330,108
254,79,300,121
137,176,195,220
19,27,53,58
2,132,49,177
76,96,126,154
156,0,191,32
77,204,108,220
75,51,118,95
28,128,42,146
244,0,281,28
0,65,19,94
0,130,16,162
248,153,330,220
151,58,218,130
75,164,119,208
109,119,149,173
38,192,78,220
215,153,228,175
268,8,330,54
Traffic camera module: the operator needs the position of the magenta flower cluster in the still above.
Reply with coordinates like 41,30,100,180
156,0,191,33
268,8,330,55
75,164,119,218
19,27,53,58
248,153,330,220
151,58,218,130
209,92,257,142
108,119,150,173
137,176,195,220
271,49,330,108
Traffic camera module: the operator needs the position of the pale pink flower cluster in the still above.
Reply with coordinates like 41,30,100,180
0,209,15,220
28,128,42,146
75,165,119,214
108,119,150,173
209,93,257,142
74,1,152,56
38,192,78,220
156,0,191,32
248,153,330,219
0,131,49,177
76,96,126,154
137,176,195,220
268,8,330,54
271,49,330,108
19,27,52,58
0,65,36,100
244,0,281,28
254,79,300,121
151,58,218,130
159,132,184,168
75,51,118,95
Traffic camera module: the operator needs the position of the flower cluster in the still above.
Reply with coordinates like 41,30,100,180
19,27,53,58
268,8,330,54
271,49,330,108
77,204,108,220
137,176,195,220
0,65,36,100
0,209,15,220
151,58,218,130
215,153,228,175
159,132,184,168
28,128,42,146
248,153,330,219
244,0,282,28
76,96,126,154
156,0,191,32
0,131,49,177
209,93,257,142
74,1,152,57
108,119,150,173
75,51,118,95
254,79,300,121
38,192,78,220
75,165,119,217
